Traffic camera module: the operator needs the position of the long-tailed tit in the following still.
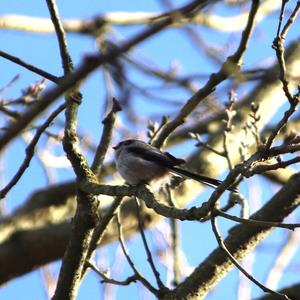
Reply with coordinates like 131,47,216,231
113,139,236,191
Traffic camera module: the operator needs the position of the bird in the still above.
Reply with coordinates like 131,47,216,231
113,139,236,191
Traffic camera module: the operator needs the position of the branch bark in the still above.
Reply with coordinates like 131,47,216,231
162,173,300,299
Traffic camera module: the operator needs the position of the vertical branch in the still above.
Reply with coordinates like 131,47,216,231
275,0,288,38
91,98,122,174
134,197,167,291
82,196,124,278
166,185,181,286
223,90,237,170
265,1,300,149
50,3,216,297
45,0,74,74
46,1,99,300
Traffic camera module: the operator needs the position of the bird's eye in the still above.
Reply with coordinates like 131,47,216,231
113,140,134,150
122,140,132,146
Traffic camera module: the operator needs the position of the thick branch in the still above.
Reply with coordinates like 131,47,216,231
152,0,260,147
0,191,160,285
0,0,210,151
0,1,278,33
162,173,300,299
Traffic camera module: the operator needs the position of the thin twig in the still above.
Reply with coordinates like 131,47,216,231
91,98,122,174
215,208,300,231
276,0,288,37
195,139,225,157
222,91,237,170
200,187,246,222
210,214,291,300
0,0,210,152
266,1,300,149
272,32,293,102
166,185,181,286
124,54,198,94
0,75,20,95
281,1,300,39
0,103,66,199
0,50,60,83
152,0,260,147
134,197,167,291
81,196,124,278
244,156,300,177
46,0,74,74
116,210,159,296
249,102,261,148
268,143,300,156
86,260,138,286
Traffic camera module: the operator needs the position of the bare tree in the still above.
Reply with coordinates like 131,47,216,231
0,0,300,299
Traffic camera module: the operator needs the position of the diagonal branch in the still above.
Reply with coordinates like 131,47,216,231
0,0,212,152
152,0,260,148
210,214,290,299
162,172,300,299
0,50,60,83
0,103,65,200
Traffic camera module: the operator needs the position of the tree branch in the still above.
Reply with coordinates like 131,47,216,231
162,172,300,299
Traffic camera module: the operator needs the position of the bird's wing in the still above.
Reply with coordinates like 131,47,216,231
127,146,185,167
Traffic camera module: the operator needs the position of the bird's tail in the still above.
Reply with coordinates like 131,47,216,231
170,167,236,192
